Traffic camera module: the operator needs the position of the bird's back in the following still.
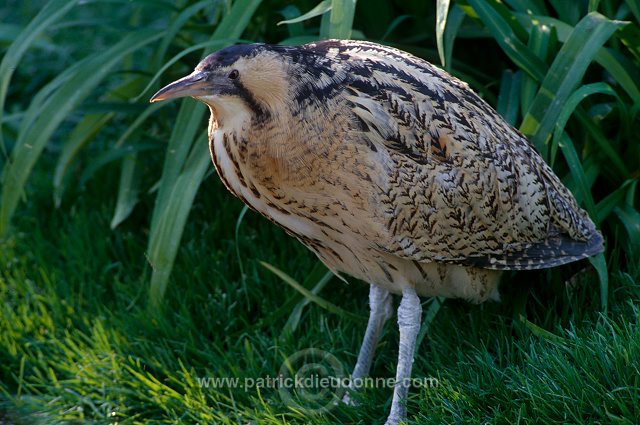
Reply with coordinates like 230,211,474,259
291,40,603,271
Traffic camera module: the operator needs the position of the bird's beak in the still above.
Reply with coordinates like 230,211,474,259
150,71,210,103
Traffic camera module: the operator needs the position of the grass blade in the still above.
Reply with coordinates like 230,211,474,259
625,0,640,22
588,253,609,312
549,82,617,169
147,0,263,306
0,0,78,155
516,13,640,100
151,0,212,70
260,261,365,323
148,136,210,307
278,0,331,26
280,270,335,337
235,204,250,305
556,131,609,311
466,0,547,81
595,48,640,101
520,22,552,115
415,297,445,350
53,113,114,207
548,0,583,24
55,76,151,207
575,109,630,180
519,12,625,158
596,179,638,223
320,0,357,39
441,5,466,71
149,0,262,235
380,15,412,41
278,5,306,37
496,70,522,125
0,29,161,236
111,153,140,229
557,132,597,220
436,0,451,67
614,204,640,261
519,315,568,343
504,0,548,15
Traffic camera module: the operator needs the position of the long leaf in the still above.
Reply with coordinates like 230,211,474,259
520,22,552,116
519,12,625,158
0,29,161,236
235,204,250,303
515,13,640,101
557,132,597,221
53,113,115,207
588,253,609,312
0,0,78,155
148,0,263,306
136,40,234,103
625,0,640,22
596,179,638,223
496,70,522,125
556,131,609,311
111,153,140,229
151,0,212,70
150,0,261,235
575,108,629,179
614,204,640,261
549,82,617,169
280,270,335,337
320,0,357,40
148,136,211,307
278,5,306,37
436,0,451,67
549,0,583,24
278,0,331,26
260,261,365,323
54,76,150,207
442,5,466,71
504,0,548,15
148,102,206,239
466,0,548,81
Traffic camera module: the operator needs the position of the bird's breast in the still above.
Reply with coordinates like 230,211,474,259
209,129,319,240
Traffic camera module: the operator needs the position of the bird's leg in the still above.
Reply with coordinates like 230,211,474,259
385,286,421,425
343,284,392,405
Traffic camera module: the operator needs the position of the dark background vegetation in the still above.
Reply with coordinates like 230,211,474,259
1,0,639,423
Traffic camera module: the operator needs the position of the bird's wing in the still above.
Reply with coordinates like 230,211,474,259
318,40,602,270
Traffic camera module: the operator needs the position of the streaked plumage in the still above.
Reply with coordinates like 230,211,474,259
151,39,603,424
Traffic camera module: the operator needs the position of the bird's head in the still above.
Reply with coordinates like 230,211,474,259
150,43,348,130
150,44,290,127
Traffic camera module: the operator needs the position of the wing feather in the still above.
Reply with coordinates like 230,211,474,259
307,40,603,270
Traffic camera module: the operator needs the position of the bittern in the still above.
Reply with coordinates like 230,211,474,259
151,40,603,424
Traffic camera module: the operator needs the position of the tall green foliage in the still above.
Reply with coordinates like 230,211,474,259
1,0,638,310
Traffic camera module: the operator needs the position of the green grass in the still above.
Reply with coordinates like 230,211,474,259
2,0,640,423
1,163,638,424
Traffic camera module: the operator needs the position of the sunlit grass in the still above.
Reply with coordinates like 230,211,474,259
0,172,638,424
1,0,639,423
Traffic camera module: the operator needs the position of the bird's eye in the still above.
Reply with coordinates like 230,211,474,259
228,70,239,80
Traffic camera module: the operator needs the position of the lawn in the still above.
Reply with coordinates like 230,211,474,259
1,1,639,424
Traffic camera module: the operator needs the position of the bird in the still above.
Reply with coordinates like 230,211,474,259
150,39,604,425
